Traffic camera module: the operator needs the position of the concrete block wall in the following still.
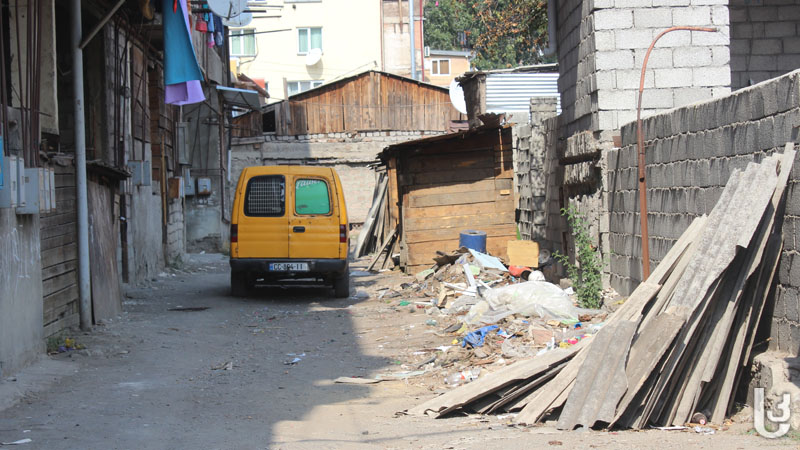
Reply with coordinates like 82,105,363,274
0,211,44,376
591,0,732,132
516,98,560,243
557,0,598,139
128,181,165,282
608,69,800,353
730,0,800,90
556,0,733,139
166,198,185,265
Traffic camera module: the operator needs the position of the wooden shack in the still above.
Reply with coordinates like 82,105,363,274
378,125,516,273
232,70,463,137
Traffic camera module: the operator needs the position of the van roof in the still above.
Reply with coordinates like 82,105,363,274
242,166,334,177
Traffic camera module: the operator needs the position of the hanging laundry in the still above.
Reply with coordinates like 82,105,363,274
163,0,205,105
207,12,215,33
214,14,224,47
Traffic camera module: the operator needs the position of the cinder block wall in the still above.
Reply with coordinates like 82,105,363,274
591,0,732,132
557,0,732,137
516,97,560,243
608,69,800,353
730,0,800,90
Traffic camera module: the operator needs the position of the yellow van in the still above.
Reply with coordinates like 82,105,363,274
229,166,350,297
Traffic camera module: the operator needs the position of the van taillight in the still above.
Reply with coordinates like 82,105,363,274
339,224,347,243
231,224,238,243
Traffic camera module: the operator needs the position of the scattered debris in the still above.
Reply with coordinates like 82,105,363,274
405,148,794,432
212,361,234,371
334,377,382,384
1,439,32,445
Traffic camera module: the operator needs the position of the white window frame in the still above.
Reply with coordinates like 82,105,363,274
297,27,323,55
430,59,451,76
230,29,256,57
287,80,324,96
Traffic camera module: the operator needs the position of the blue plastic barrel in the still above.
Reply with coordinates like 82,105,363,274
459,230,487,253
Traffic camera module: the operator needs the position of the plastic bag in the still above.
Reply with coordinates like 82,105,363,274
464,280,580,323
489,281,579,322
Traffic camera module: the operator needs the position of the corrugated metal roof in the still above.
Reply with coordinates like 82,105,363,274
486,72,561,115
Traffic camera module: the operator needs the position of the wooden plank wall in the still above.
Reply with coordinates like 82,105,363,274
148,59,174,177
398,128,515,273
231,110,262,137
41,162,79,337
277,72,462,135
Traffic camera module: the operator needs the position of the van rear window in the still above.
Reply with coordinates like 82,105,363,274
295,179,331,215
245,175,285,217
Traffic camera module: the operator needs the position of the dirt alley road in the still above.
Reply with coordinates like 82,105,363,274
0,254,796,449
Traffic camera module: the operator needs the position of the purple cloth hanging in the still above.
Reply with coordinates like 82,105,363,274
165,80,205,106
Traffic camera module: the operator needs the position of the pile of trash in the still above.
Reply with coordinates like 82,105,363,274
405,147,795,431
377,245,613,389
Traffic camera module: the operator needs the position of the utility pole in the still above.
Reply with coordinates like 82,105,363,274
409,0,416,80
71,0,92,329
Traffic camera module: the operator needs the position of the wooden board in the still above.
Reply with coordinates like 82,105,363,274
407,346,582,417
405,224,516,245
402,199,514,220
404,211,515,233
409,178,512,197
407,189,511,209
88,181,123,322
507,240,540,268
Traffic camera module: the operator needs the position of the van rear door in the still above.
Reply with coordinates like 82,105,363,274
289,169,340,259
237,173,289,258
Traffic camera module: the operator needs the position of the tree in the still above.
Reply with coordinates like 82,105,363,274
424,0,550,70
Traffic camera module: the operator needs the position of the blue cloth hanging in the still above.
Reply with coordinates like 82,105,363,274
162,0,204,86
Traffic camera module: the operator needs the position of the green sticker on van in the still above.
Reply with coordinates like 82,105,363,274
295,179,330,215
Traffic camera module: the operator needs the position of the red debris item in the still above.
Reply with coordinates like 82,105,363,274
508,265,531,277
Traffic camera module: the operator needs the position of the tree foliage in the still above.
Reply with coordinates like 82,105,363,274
424,0,550,70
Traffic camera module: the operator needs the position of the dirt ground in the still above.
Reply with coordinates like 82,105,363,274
0,253,796,449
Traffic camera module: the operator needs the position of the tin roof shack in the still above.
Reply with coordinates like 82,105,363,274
234,70,462,137
457,64,559,128
380,125,515,273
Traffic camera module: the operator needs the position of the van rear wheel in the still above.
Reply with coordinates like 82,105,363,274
333,271,350,298
231,271,250,297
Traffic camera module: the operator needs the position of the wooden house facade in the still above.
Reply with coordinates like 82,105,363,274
233,70,464,137
379,126,516,273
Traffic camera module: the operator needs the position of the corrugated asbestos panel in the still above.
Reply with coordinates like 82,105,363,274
556,320,638,430
486,73,561,115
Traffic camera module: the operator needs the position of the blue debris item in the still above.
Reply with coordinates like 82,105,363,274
462,325,499,348
459,230,487,253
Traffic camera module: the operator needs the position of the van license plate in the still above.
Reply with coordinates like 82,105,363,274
269,262,309,271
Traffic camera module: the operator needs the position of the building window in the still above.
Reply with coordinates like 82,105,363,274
287,80,324,96
297,27,322,54
431,59,450,76
230,29,256,57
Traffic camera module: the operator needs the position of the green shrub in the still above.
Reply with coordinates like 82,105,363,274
554,205,603,309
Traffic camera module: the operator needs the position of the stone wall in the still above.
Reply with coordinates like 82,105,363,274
730,0,800,90
607,69,800,353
